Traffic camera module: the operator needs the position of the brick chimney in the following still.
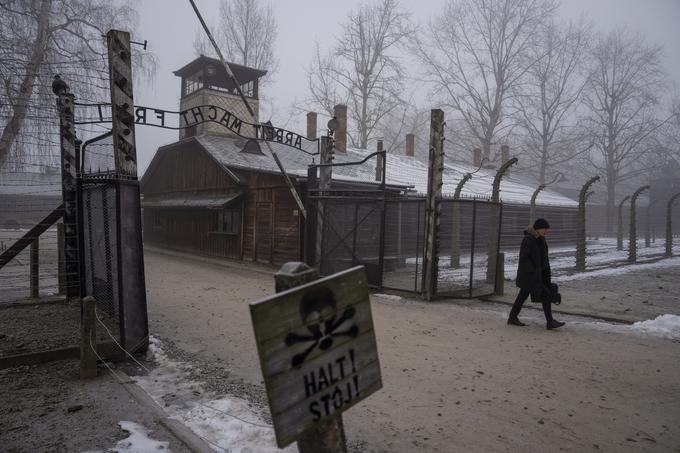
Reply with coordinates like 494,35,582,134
473,148,482,167
376,140,384,182
306,112,317,140
405,133,415,157
501,145,509,164
334,104,347,153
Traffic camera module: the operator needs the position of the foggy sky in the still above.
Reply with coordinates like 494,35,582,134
134,0,680,175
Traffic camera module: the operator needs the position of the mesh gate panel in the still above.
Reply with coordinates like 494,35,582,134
436,199,501,298
319,198,383,286
81,180,120,342
382,199,426,293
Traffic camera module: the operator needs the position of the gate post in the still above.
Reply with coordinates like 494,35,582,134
274,262,347,453
106,29,148,352
55,85,80,300
576,176,599,271
628,185,649,263
666,192,680,257
313,136,333,270
304,166,318,266
617,196,631,251
422,109,445,300
107,29,137,177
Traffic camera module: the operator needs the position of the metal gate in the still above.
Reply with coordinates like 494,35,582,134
437,198,503,298
78,171,148,354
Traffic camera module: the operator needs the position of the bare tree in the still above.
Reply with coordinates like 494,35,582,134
0,0,154,169
516,20,590,184
306,0,414,149
582,27,667,232
415,0,557,163
193,0,278,82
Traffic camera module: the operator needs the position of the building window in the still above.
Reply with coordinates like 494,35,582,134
184,73,203,96
240,80,254,97
215,209,240,234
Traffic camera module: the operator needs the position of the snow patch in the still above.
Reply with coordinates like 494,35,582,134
630,314,680,339
82,421,169,452
553,256,680,282
372,293,402,301
134,337,296,453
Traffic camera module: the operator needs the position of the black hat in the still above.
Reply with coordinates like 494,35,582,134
533,218,550,230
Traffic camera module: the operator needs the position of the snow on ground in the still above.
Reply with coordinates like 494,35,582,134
402,237,675,285
83,421,170,453
134,337,296,453
552,256,680,282
484,306,680,341
580,314,680,341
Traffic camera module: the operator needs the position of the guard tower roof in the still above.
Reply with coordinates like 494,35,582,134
173,55,267,84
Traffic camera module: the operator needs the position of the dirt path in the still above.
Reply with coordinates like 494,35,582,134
144,250,680,452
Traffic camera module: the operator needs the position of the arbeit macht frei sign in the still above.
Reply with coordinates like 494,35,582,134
250,266,382,448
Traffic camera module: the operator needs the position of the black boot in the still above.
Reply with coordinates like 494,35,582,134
507,317,526,326
547,320,565,330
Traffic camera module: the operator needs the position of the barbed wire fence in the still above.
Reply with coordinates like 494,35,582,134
0,42,124,359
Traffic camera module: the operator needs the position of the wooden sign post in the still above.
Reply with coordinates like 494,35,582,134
250,263,382,450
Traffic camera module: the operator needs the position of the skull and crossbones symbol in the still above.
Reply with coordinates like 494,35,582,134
285,287,359,368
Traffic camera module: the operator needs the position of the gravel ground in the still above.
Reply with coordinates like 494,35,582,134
145,249,680,453
0,359,192,453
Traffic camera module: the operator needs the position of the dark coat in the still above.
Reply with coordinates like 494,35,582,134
515,226,551,292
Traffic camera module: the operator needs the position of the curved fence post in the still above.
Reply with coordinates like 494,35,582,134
645,199,659,248
530,184,546,223
450,173,472,268
487,157,518,282
666,192,680,257
617,195,631,251
576,176,600,271
628,185,650,263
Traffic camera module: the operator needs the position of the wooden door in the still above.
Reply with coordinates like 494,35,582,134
255,202,273,264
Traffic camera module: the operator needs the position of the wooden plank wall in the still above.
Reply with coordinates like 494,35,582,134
142,144,303,265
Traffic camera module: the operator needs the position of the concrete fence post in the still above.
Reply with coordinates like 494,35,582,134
576,176,599,271
617,196,631,251
666,192,680,257
628,185,649,263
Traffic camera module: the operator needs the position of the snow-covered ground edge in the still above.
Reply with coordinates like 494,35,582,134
82,421,170,453
133,337,296,453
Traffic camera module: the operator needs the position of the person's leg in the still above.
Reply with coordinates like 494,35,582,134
541,299,553,323
543,298,566,329
508,289,530,322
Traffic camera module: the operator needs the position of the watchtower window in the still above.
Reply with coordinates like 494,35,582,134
241,80,254,98
184,73,203,96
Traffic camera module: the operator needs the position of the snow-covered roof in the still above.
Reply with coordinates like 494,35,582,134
157,135,577,207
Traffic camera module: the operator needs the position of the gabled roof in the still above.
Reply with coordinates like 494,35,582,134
142,134,578,207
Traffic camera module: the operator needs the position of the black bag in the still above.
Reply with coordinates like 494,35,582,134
531,282,561,305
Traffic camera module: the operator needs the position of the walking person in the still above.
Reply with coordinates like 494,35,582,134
507,218,565,330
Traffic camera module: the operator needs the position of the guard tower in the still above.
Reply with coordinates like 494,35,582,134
173,55,267,139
